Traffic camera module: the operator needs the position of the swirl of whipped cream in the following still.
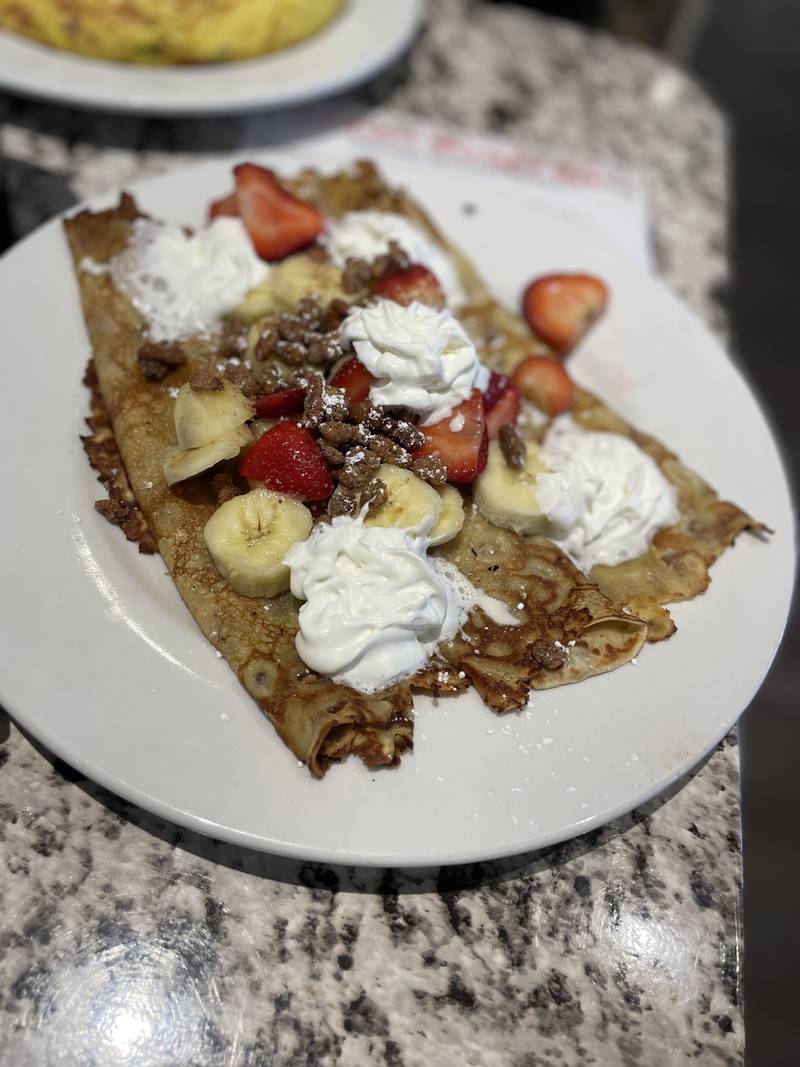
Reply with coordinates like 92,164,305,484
285,515,459,692
323,210,465,305
109,216,268,342
537,415,679,572
339,299,489,425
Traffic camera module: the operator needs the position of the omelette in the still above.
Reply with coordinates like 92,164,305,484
0,0,344,63
65,161,760,776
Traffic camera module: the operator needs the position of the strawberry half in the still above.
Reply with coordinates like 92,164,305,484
208,192,239,221
254,387,306,418
484,373,520,439
376,264,445,307
329,356,375,404
511,355,574,416
415,390,487,484
233,163,324,261
522,273,609,355
239,421,334,501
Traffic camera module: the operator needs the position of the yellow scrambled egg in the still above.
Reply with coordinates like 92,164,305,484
0,0,345,63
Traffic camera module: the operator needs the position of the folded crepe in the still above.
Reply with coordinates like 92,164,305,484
64,162,757,776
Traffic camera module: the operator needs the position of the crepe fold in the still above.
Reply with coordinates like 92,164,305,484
64,163,757,776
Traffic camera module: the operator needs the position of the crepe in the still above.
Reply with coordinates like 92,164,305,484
64,163,755,776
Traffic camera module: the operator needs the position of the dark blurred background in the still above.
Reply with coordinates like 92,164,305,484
503,2,799,1063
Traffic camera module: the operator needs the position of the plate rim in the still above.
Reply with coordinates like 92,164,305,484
0,150,794,867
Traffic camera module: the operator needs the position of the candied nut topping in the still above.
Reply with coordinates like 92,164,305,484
253,296,344,371
190,367,224,392
499,423,526,470
211,471,244,504
371,240,410,280
302,372,350,428
367,434,411,468
327,483,358,518
410,453,448,487
338,447,382,490
361,477,388,516
342,256,372,294
318,440,346,467
530,639,566,671
323,298,350,331
319,420,359,446
224,360,267,399
217,317,248,360
379,415,424,452
138,340,185,382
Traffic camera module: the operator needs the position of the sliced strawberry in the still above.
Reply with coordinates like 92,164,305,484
208,192,239,221
415,390,487,484
376,264,445,307
522,273,609,355
483,371,510,412
511,355,574,416
329,356,375,404
254,387,306,418
233,163,324,261
485,381,520,439
239,421,333,501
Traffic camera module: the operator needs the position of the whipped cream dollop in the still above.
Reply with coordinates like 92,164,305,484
108,217,268,342
285,512,517,693
323,210,465,305
537,415,679,572
339,299,489,425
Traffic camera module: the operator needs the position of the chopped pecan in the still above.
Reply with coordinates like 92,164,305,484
295,295,324,329
323,298,350,331
379,416,424,452
499,423,526,470
342,256,372,293
223,364,261,398
218,318,248,360
318,440,346,467
372,240,410,279
411,453,448,487
211,471,244,504
319,420,359,445
276,313,307,343
327,484,358,518
366,433,411,468
137,340,185,382
190,367,224,392
254,326,279,362
303,373,350,428
361,478,388,516
530,639,566,671
338,448,381,490
305,333,343,367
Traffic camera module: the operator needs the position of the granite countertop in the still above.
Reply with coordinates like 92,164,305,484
0,2,743,1064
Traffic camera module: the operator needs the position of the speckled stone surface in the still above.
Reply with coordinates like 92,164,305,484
0,2,743,1064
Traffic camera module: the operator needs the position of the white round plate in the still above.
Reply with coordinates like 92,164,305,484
0,1,422,115
0,151,793,867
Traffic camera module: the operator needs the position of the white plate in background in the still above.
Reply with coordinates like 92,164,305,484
0,150,793,865
0,0,423,115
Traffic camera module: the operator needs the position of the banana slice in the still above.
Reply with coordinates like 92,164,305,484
203,488,313,598
233,278,276,323
163,425,253,487
473,440,549,535
429,484,465,546
364,464,443,536
269,255,347,311
174,381,254,449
